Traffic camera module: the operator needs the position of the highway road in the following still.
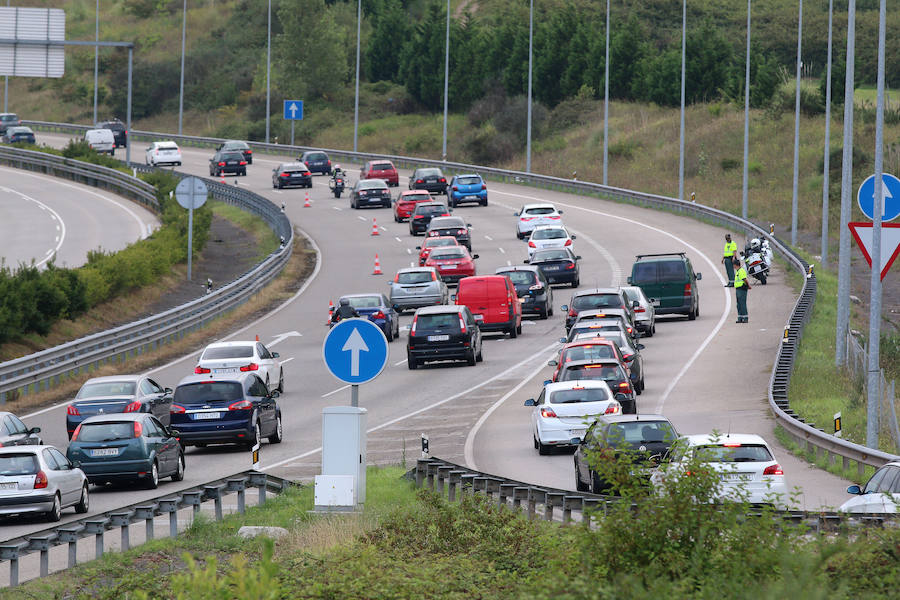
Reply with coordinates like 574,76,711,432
0,134,852,544
0,164,158,269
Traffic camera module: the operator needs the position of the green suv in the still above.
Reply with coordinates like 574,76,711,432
626,253,701,320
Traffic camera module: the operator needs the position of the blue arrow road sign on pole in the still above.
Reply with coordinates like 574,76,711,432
283,100,303,120
323,319,389,385
857,173,900,221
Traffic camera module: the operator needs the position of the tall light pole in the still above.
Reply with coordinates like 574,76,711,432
178,0,186,135
677,0,686,201
265,0,271,143
790,0,803,246
92,0,99,124
441,0,450,161
820,0,834,264
353,0,361,153
602,0,610,186
525,0,533,173
741,0,751,220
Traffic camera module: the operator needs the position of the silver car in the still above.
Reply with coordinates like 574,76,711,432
620,285,656,337
389,267,449,312
0,446,89,521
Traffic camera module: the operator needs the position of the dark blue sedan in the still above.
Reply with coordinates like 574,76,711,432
338,294,401,342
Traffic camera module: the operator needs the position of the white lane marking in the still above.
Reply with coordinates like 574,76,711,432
332,206,342,211
406,248,412,255
322,384,350,398
567,227,620,286
0,185,67,268
380,226,387,231
506,260,512,266
357,215,367,221
55,236,60,243
56,224,60,231
485,235,493,241
279,357,295,365
394,358,408,366
498,247,505,254
395,236,402,242
464,350,554,471
262,341,560,472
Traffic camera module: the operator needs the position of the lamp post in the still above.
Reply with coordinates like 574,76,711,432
353,0,361,152
741,0,751,220
525,0,533,173
820,0,834,264
178,0,186,135
92,0,99,124
441,0,450,161
790,0,803,246
265,0,271,143
677,0,686,201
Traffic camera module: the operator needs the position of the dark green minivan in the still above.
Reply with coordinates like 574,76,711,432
626,253,701,320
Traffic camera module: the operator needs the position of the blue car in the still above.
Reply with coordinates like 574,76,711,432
449,174,488,208
338,294,401,342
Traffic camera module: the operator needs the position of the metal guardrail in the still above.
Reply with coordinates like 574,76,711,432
17,120,900,472
0,149,293,402
0,470,294,587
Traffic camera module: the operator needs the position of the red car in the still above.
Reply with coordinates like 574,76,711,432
548,338,628,383
424,246,478,284
361,160,399,187
417,236,459,266
394,190,434,222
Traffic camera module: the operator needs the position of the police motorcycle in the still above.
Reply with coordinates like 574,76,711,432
742,237,772,284
328,166,347,198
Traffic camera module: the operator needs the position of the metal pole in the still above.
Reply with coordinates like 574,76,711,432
265,0,271,143
2,0,7,113
291,120,294,146
602,0,610,186
741,0,751,220
92,0,99,124
187,206,194,281
178,0,186,135
126,47,132,165
677,0,686,201
441,0,450,161
353,0,360,153
836,0,857,366
351,384,358,408
866,0,887,448
790,0,803,246
525,0,533,173
821,0,834,264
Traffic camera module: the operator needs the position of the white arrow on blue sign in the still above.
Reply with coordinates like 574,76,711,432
857,173,900,222
322,319,389,385
283,100,303,121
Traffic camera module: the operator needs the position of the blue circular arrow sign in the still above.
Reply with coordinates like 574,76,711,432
322,318,389,385
857,173,900,222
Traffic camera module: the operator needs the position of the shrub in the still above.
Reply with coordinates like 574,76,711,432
721,157,741,171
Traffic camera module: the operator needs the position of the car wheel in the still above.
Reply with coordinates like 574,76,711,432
575,467,589,492
277,369,284,393
533,436,539,450
172,453,186,481
385,324,394,342
695,304,700,317
572,278,580,288
516,323,523,335
688,304,697,320
246,421,261,448
590,472,607,494
407,353,418,370
145,460,159,490
537,439,551,455
476,345,483,362
467,349,477,366
640,377,645,393
46,493,62,522
74,484,90,513
268,413,283,444
539,305,548,319
481,199,488,206
508,325,518,339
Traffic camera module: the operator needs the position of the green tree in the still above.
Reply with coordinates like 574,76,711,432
609,16,648,100
398,3,448,110
365,0,412,83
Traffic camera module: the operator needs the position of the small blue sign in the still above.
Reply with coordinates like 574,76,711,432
322,319,389,385
283,100,303,121
858,173,900,222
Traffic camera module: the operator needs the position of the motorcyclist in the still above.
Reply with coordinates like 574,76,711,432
331,165,346,183
330,298,359,323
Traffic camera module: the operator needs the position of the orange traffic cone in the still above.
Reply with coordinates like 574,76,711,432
327,300,335,324
303,192,311,208
220,171,226,184
372,254,383,275
255,334,259,341
371,218,380,236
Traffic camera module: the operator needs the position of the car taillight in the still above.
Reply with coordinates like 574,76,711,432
549,215,561,219
229,399,253,410
618,382,632,393
71,425,82,440
459,315,467,334
564,239,572,246
280,172,290,177
124,401,142,413
431,271,437,281
194,366,211,374
373,310,386,319
133,421,143,437
239,363,259,371
34,471,49,489
457,229,466,235
239,161,247,165
529,283,543,291
441,212,450,217
218,161,225,166
416,179,424,184
247,149,253,154
684,283,692,296
568,308,577,317
452,186,458,191
326,159,330,165
763,464,784,476
521,216,536,221
634,307,646,313
481,184,486,190
304,161,310,166
170,404,186,414
605,403,620,414
540,407,558,418
528,241,536,247
410,315,418,335
439,178,446,183
67,405,80,416
566,263,576,270
622,353,634,362
414,215,424,219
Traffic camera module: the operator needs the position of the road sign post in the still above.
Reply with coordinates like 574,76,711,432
283,100,303,146
857,173,900,222
174,177,208,281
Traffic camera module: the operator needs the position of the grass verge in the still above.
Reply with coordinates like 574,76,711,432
210,202,279,260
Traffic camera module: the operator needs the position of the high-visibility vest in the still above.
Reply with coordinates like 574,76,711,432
734,267,748,288
724,240,737,257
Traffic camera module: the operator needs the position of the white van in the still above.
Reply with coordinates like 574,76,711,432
84,128,115,155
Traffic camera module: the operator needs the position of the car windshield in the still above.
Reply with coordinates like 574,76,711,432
418,168,441,177
563,344,617,362
202,346,253,360
561,365,620,381
346,296,383,309
397,272,433,284
76,382,136,398
431,248,466,259
523,207,556,216
531,229,567,240
604,421,677,447
573,294,622,310
0,454,39,475
175,382,244,404
500,271,537,285
532,250,570,261
457,176,482,185
415,313,460,330
77,422,134,442
691,444,774,463
549,388,609,404
372,163,393,171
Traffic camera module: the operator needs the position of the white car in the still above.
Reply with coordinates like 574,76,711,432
527,225,575,258
650,433,788,507
839,461,900,513
620,285,656,337
515,203,564,239
145,141,183,166
195,341,283,393
0,446,89,521
524,380,621,455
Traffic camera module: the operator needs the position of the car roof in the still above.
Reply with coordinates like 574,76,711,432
415,305,465,315
278,162,307,169
430,216,464,225
79,413,146,425
400,190,431,196
531,225,567,231
563,358,622,368
359,178,388,186
522,203,557,210
634,253,688,262
340,293,384,301
302,150,327,155
0,446,45,455
544,380,612,393
563,338,617,348
679,433,770,446
454,173,481,178
177,372,256,386
368,160,395,166
397,266,437,274
496,265,540,274
81,375,142,384
593,413,672,424
578,309,626,318
203,341,258,350
574,288,622,297
223,139,249,146
0,113,18,118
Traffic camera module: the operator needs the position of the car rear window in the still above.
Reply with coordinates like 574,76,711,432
549,388,609,404
402,193,431,202
418,168,441,177
158,142,178,150
175,382,244,404
346,296,382,308
531,229,566,240
573,294,622,311
202,346,253,360
0,454,39,475
500,271,537,285
430,248,466,259
604,421,676,446
631,263,657,284
372,162,394,171
658,261,688,282
76,422,134,442
457,176,482,185
415,313,461,330
693,444,774,462
532,250,569,261
564,344,617,362
523,207,556,215
418,205,448,215
431,218,464,228
307,152,326,160
561,365,620,381
76,382,136,398
360,180,387,189
221,152,244,160
397,272,433,284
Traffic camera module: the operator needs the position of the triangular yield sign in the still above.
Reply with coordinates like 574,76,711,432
848,221,900,281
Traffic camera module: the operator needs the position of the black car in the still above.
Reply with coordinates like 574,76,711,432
526,248,581,287
570,308,638,339
299,150,331,175
408,305,483,369
1,126,35,145
0,411,42,446
555,359,636,413
409,202,452,235
218,140,253,164
574,414,678,494
96,119,127,148
409,167,448,195
426,216,472,250
351,179,392,209
495,265,553,319
272,162,312,189
0,113,21,136
591,330,646,394
562,288,634,331
209,150,247,177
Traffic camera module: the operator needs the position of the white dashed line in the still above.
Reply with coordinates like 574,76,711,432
498,247,505,254
322,384,350,398
406,248,412,254
506,260,512,266
332,206,342,211
357,215,367,221
395,236,402,242
484,235,493,241
393,358,408,366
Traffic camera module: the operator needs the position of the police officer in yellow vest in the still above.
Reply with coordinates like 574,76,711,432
733,257,750,323
722,234,737,286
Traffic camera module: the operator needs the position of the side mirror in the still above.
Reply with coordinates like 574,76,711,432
29,426,41,434
71,460,82,469
523,259,530,264
547,360,558,366
637,343,645,350
558,210,564,214
559,337,567,344
272,352,280,358
633,300,640,308
269,390,281,398
626,276,633,284
561,305,569,311
450,294,457,301
570,437,582,446
415,246,421,250
524,399,536,406
575,256,582,260
472,254,480,259
571,234,577,240
543,379,552,386
392,304,400,311
696,273,702,280
165,387,173,394
614,393,628,402
847,484,862,495
649,453,662,466
467,223,473,228
513,211,520,216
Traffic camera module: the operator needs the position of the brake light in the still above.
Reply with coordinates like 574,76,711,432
439,178,446,183
459,315,467,334
566,263,576,270
414,215,424,219
521,216,536,221
684,283,692,296
540,407,558,418
605,403,620,414
326,159,330,165
228,399,253,410
304,161,310,166
457,229,466,235
410,315,418,336
568,308,577,317
452,186,458,191
481,184,487,190
239,161,247,166
170,404,185,414
71,425,82,440
280,172,290,177
67,405,80,416
218,161,225,166
564,239,572,246
247,149,253,154
194,366,211,374
763,464,784,476
372,310,386,320
34,471,49,489
623,353,634,362
634,307,646,313
239,363,259,371
723,443,742,447
528,241,536,248
416,179,424,184
133,421,143,437
618,382,632,393
529,283,543,291
124,401,142,413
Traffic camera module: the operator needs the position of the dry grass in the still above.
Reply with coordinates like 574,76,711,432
278,513,376,558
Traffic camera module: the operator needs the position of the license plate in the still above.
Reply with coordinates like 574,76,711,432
90,448,119,457
466,196,479,200
543,266,560,271
571,429,586,438
213,368,238,374
0,482,16,490
474,314,484,321
194,412,221,420
723,473,751,481
443,264,457,269
651,299,661,307
427,335,450,341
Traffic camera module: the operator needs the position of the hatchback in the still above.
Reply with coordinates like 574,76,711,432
548,338,627,383
562,288,633,331
389,267,449,312
840,461,900,513
1,126,35,144
409,202,452,235
571,309,638,339
524,380,621,455
424,246,478,284
145,140,182,166
171,372,282,448
0,412,42,446
620,285,656,337
417,236,459,265
564,320,631,345
361,160,399,186
554,359,636,413
495,265,553,319
515,203,564,239
96,118,127,148
590,330,645,393
337,293,401,341
0,446,89,521
426,216,472,250
409,167,448,195
195,341,283,393
449,174,487,207
0,112,21,135
209,150,247,177
351,179,392,209
298,150,330,174
526,248,580,287
407,305,483,369
272,162,312,189
67,414,184,489
527,226,575,258
393,190,433,222
218,139,253,164
66,375,174,439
